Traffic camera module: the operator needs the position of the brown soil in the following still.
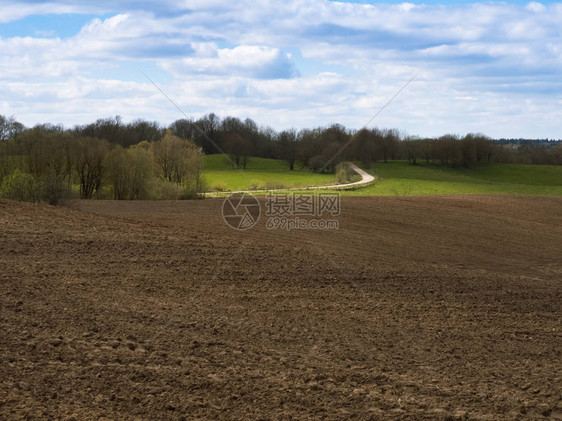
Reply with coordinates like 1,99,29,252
1,195,561,420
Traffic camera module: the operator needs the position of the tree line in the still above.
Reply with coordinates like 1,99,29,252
70,114,561,168
0,121,203,204
1,113,560,203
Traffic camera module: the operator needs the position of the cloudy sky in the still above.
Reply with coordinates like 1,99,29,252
1,1,561,138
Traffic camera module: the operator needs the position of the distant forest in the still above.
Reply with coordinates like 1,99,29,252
1,114,560,204
2,114,560,166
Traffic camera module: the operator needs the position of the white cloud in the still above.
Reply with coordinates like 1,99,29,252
161,45,297,79
0,0,561,138
526,2,546,13
0,3,95,23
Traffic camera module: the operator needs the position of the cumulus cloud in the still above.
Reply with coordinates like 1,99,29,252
160,44,297,79
0,0,561,137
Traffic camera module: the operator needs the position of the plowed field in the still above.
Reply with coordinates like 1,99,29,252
1,196,561,419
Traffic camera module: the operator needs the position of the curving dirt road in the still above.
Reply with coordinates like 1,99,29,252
207,161,375,195
305,162,375,190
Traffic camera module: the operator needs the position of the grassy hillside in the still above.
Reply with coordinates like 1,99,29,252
202,155,337,191
202,155,561,196
345,161,562,196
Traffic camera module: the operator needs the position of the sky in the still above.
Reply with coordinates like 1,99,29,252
1,1,561,139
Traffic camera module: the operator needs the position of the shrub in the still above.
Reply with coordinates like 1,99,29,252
335,163,354,184
0,169,41,202
43,173,70,205
196,175,208,194
179,186,201,200
147,178,182,200
179,178,205,200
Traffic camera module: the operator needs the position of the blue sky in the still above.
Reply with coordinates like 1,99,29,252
1,1,561,138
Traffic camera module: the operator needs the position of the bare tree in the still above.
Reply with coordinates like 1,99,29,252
379,129,399,163
128,146,154,199
419,138,433,164
153,131,176,182
105,146,130,200
352,129,376,168
402,138,420,165
224,132,252,169
0,115,24,141
153,131,204,188
277,129,298,170
74,137,109,199
106,144,154,200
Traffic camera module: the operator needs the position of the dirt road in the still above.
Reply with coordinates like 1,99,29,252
208,161,375,195
303,162,375,190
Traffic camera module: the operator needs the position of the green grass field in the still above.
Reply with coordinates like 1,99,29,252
344,161,562,196
203,155,561,196
202,155,339,191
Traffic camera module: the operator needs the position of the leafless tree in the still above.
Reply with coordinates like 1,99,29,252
74,137,109,199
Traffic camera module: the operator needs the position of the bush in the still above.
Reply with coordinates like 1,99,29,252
43,173,70,205
147,178,182,200
179,178,205,200
0,169,41,202
196,175,208,194
335,163,354,184
179,186,202,200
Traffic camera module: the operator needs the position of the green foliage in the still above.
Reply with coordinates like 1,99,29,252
106,145,153,200
147,178,182,200
0,169,41,202
129,146,153,199
1,126,206,202
13,128,74,204
335,163,355,184
3,112,559,201
179,184,203,200
153,130,204,186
